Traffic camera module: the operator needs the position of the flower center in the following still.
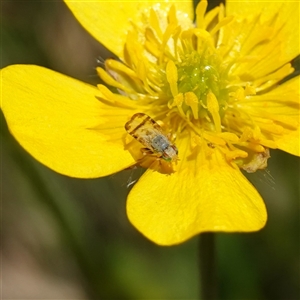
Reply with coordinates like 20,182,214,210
165,46,229,129
177,51,223,103
96,2,296,172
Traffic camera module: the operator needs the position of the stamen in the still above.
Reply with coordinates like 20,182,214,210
210,16,234,36
203,132,226,145
184,92,199,119
150,8,163,40
207,91,221,132
166,60,178,96
97,67,134,94
167,5,178,25
224,146,248,161
196,0,208,29
239,142,265,153
203,6,220,29
217,132,239,143
169,93,185,118
105,59,139,79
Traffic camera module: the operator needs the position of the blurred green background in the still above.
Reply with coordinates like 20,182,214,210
1,1,299,299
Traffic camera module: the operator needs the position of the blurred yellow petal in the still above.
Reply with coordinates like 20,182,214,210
1,65,134,178
64,0,194,58
127,138,267,245
226,0,299,63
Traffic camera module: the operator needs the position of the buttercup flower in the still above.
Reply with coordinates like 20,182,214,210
1,0,299,245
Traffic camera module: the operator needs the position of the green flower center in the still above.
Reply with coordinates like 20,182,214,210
164,48,229,124
177,51,226,105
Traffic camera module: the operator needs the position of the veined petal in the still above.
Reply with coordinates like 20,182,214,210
226,0,299,63
1,65,135,178
245,77,300,156
275,127,300,156
127,136,267,245
64,0,194,58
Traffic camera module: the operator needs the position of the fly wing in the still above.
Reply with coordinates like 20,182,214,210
125,113,164,151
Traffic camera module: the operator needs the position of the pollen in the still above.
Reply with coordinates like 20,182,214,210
97,0,298,172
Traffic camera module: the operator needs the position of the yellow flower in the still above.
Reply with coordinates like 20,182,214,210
1,0,299,245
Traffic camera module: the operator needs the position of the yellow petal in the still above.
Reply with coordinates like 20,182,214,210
247,77,300,156
226,0,299,63
127,137,267,245
64,0,194,58
275,126,300,156
1,65,135,178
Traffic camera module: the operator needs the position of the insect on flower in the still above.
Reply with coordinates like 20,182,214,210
125,113,178,163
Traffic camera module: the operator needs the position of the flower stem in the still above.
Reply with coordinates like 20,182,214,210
198,233,217,300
